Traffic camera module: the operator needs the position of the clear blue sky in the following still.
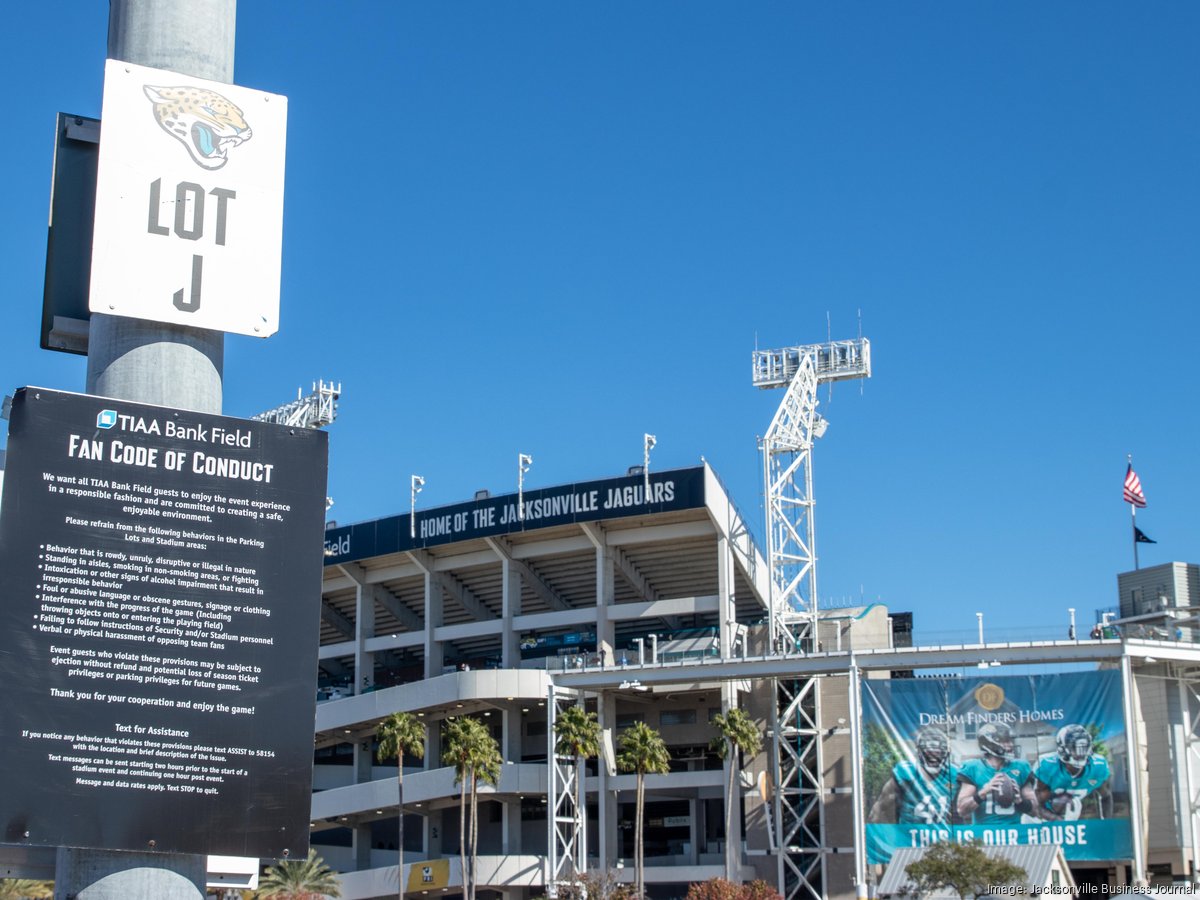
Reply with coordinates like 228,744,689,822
3,3,1197,641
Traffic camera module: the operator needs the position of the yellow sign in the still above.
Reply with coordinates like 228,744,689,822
407,858,451,891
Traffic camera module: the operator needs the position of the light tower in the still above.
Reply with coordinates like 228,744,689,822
753,337,870,900
251,380,341,430
753,339,870,649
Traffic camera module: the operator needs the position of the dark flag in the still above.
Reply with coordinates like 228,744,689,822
1134,526,1156,544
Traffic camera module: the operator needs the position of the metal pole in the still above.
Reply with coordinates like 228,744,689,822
1121,654,1147,886
848,663,867,900
60,2,235,896
86,0,233,414
976,612,984,645
1132,505,1141,570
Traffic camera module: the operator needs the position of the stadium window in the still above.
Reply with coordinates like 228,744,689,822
616,712,645,728
526,720,547,737
660,709,696,726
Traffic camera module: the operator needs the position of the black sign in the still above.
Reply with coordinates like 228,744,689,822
324,466,707,564
0,388,328,858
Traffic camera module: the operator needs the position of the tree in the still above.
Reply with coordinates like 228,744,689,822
443,716,502,900
377,710,427,900
616,722,670,900
0,880,52,900
552,869,639,900
709,707,762,881
469,725,502,900
903,841,1026,899
685,878,781,900
255,848,342,899
684,878,743,900
554,703,602,877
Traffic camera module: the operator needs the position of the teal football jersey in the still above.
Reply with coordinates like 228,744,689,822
1034,753,1109,815
893,760,958,825
957,757,1032,824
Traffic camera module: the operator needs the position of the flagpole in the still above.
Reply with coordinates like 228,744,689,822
1132,503,1139,570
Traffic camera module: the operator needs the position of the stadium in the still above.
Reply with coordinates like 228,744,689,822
309,444,1200,899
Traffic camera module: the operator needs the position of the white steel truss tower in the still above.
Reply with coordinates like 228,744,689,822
753,338,870,900
251,380,341,429
546,687,584,897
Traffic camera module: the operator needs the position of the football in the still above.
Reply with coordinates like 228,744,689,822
992,774,1017,807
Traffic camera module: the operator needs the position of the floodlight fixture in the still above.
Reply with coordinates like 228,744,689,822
518,453,533,521
410,475,425,539
643,433,657,496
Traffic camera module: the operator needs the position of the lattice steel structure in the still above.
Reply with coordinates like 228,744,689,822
251,380,341,429
754,338,870,900
546,686,584,897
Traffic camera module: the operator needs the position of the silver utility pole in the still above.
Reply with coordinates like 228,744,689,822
85,0,235,416
58,1,236,896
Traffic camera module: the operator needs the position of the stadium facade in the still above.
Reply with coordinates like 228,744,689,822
311,464,1200,899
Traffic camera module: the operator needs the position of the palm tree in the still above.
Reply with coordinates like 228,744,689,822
255,848,342,899
554,704,601,877
468,725,502,900
709,707,762,881
443,716,501,900
377,711,427,900
616,722,670,900
442,717,475,900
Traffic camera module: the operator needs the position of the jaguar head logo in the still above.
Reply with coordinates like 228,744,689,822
144,84,252,170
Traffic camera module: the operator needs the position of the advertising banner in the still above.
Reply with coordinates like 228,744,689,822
862,671,1131,864
0,388,327,857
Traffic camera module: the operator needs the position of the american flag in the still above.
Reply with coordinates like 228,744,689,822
1124,464,1147,508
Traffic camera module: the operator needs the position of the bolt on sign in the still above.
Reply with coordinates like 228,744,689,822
89,60,287,337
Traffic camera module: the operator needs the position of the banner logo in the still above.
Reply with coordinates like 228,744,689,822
96,410,117,430
974,683,1005,711
144,84,252,170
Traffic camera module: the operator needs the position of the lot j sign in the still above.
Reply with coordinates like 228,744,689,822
89,59,287,337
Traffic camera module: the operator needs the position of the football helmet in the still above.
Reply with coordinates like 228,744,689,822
977,722,1018,761
914,727,950,775
1055,724,1093,769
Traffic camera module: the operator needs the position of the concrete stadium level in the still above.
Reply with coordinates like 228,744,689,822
314,464,770,899
314,464,1200,899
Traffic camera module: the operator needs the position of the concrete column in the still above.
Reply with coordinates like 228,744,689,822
688,799,699,865
595,542,616,661
502,708,522,762
425,810,444,858
596,691,619,870
424,574,444,678
353,822,372,870
356,583,376,694
717,535,735,661
425,722,442,780
502,799,523,853
500,558,521,668
355,738,374,785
